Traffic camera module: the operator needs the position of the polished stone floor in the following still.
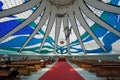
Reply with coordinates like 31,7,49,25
20,61,106,80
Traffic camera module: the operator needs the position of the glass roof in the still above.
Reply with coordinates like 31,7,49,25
0,0,120,55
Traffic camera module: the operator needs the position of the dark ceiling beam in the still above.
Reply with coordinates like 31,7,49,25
84,0,120,14
79,0,120,38
39,6,57,53
19,4,50,52
68,9,86,54
0,0,47,43
54,16,61,54
74,5,107,52
0,0,42,18
63,16,71,55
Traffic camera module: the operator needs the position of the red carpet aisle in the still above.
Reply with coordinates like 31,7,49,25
39,58,84,80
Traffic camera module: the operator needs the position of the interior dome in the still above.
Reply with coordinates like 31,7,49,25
49,0,74,6
0,0,120,55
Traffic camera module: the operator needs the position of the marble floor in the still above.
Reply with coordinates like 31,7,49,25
20,61,106,80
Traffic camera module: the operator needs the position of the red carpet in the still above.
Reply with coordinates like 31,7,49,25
39,58,84,80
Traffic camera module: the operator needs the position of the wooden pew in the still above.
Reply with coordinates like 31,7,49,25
10,60,41,75
95,66,120,80
0,58,54,77
0,70,11,77
70,59,120,80
0,70,18,80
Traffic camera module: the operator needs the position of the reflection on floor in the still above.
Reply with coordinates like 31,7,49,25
20,61,106,80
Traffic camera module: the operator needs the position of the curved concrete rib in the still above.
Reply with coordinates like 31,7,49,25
63,16,71,55
68,10,86,54
39,8,56,52
0,0,47,42
0,0,41,18
54,17,61,54
19,6,50,52
79,0,120,38
84,0,120,14
74,6,107,52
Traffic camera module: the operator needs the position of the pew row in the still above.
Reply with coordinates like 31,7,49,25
0,58,55,80
70,59,120,80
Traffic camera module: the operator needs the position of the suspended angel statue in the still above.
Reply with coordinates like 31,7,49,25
64,26,72,40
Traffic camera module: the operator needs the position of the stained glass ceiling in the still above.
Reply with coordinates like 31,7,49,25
0,0,120,55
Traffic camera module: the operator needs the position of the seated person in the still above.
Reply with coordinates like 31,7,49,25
0,64,19,80
0,54,11,64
